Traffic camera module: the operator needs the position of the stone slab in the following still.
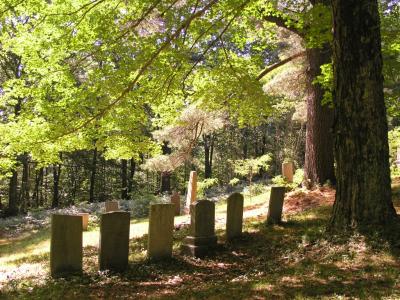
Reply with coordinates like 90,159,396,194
77,213,89,231
147,204,175,260
50,214,82,277
181,200,217,258
267,186,286,224
226,193,244,241
105,200,119,212
171,191,181,216
185,171,197,209
282,162,294,183
99,211,130,271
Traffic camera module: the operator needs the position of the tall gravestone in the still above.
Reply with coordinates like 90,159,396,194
181,200,217,258
99,211,130,271
147,204,175,260
50,214,82,277
171,191,181,216
105,200,119,212
282,162,294,183
185,171,197,209
267,186,286,224
226,193,244,241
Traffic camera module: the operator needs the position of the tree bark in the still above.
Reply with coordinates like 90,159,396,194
160,142,171,193
330,0,397,229
121,159,128,199
32,167,44,208
304,46,335,186
89,148,97,203
19,154,30,212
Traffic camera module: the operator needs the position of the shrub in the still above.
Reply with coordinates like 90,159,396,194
197,178,219,198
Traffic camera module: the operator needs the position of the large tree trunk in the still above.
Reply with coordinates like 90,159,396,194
330,0,397,229
8,170,18,215
121,159,128,199
89,148,97,203
304,46,336,186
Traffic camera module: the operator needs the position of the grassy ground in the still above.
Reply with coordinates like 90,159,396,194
1,187,400,299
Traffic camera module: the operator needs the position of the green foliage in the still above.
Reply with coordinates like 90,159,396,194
229,177,240,186
231,154,272,180
272,168,304,190
197,178,219,198
314,63,333,107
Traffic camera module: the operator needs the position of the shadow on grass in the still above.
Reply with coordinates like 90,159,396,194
0,227,50,257
2,204,400,299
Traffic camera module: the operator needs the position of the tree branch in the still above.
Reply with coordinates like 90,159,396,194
256,51,306,81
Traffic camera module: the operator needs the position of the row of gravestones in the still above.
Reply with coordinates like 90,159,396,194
50,186,286,277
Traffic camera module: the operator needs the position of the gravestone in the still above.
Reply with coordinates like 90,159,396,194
267,186,286,224
226,193,244,241
77,213,89,231
181,200,217,258
105,200,119,212
99,211,130,271
147,204,175,260
50,214,82,277
282,162,294,183
171,191,181,216
185,171,197,209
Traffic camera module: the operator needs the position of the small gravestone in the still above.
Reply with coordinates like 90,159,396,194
267,186,286,224
226,193,244,241
185,171,197,209
282,162,294,183
171,191,181,216
105,200,119,212
78,213,89,231
147,204,175,260
50,214,82,277
99,211,130,271
181,200,217,258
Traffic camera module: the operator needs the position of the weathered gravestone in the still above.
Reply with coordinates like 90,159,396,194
181,200,217,258
105,200,119,212
185,171,197,209
282,162,294,183
267,186,286,224
171,191,181,216
99,211,130,271
147,204,175,260
77,213,89,231
226,193,244,241
50,214,82,277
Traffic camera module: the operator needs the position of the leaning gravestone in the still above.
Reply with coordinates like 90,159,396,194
282,162,294,183
77,213,89,231
171,191,181,216
181,200,217,258
50,214,82,277
147,204,175,260
267,186,286,224
226,193,244,241
105,200,119,212
185,171,197,209
99,211,130,271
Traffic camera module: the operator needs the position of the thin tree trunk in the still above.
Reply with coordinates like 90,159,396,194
121,159,128,199
160,143,171,193
52,163,62,208
89,148,97,203
32,167,44,208
330,0,397,229
19,154,30,212
127,158,136,195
